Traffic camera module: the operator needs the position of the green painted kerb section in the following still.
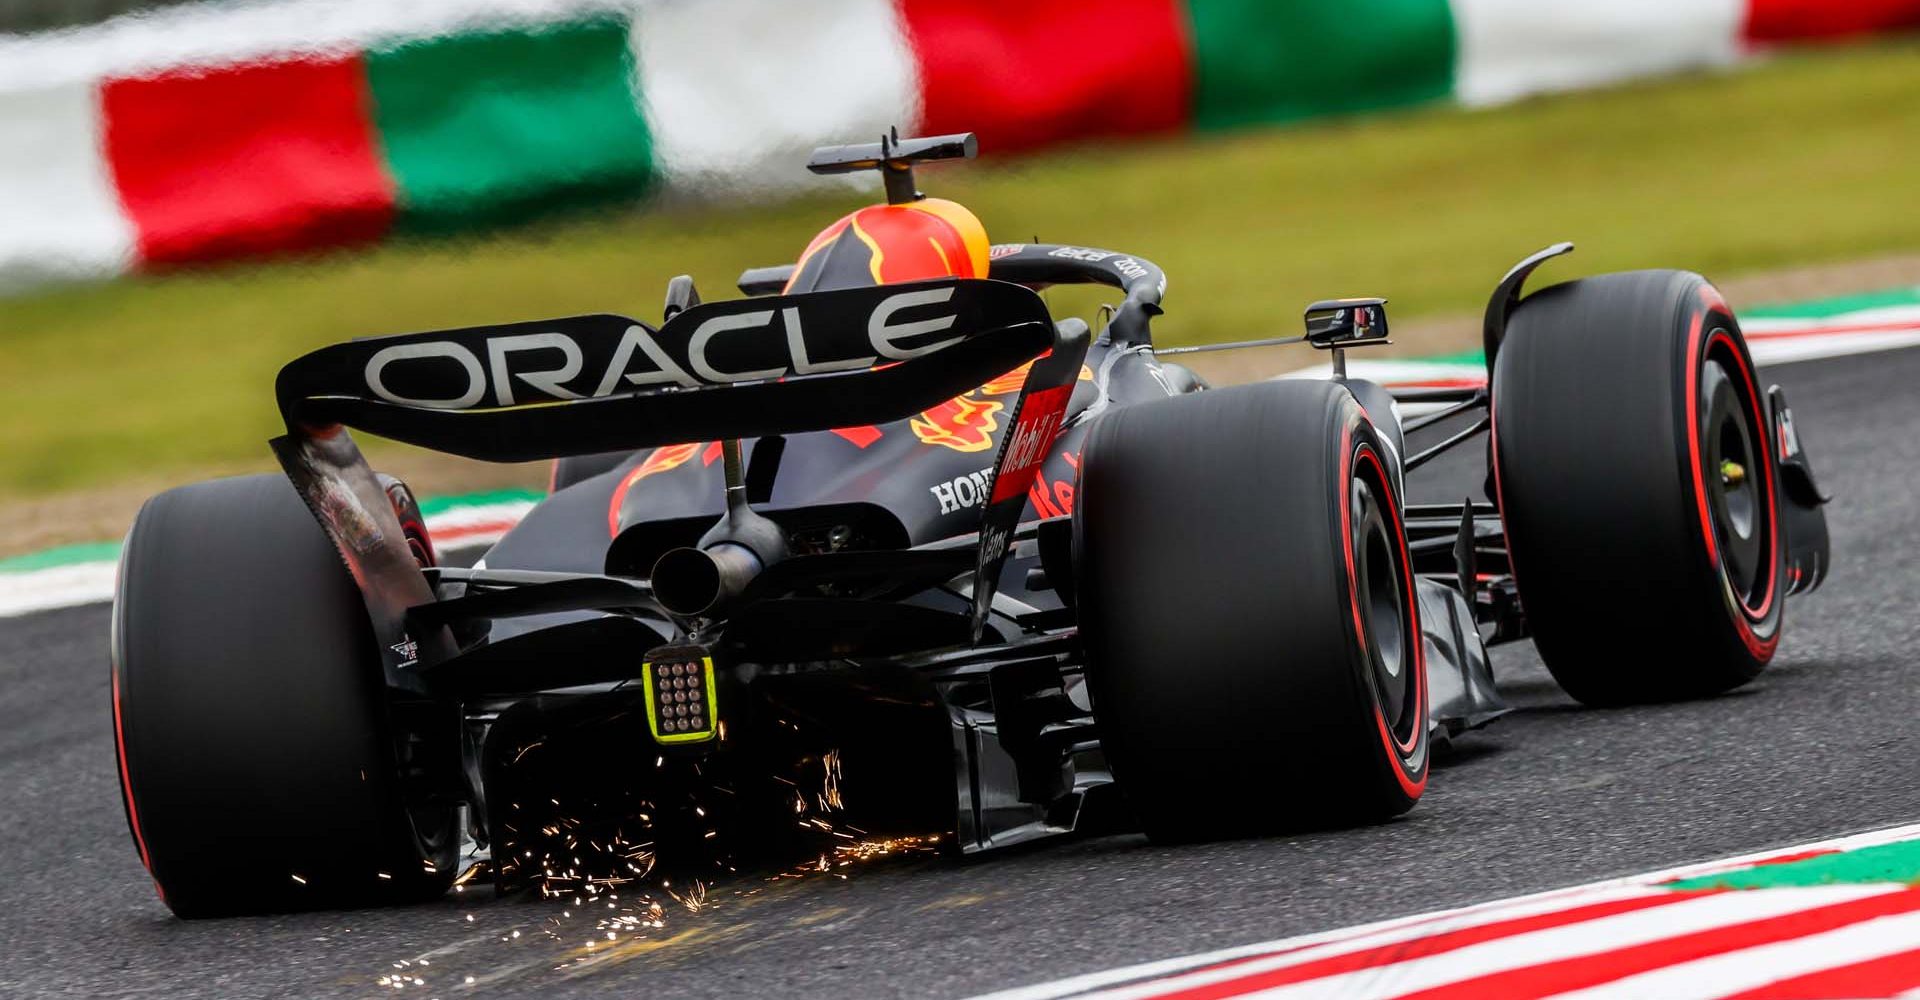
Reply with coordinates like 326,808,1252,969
1187,0,1456,130
1741,286,1920,320
416,488,545,516
1667,840,1920,891
368,17,656,233
0,541,122,573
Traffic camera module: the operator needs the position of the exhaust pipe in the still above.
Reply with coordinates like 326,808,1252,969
649,438,789,618
651,542,763,617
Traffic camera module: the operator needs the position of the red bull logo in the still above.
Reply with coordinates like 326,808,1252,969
633,442,703,480
911,361,1092,454
911,392,1006,453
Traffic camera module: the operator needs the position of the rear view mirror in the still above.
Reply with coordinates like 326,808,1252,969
1304,298,1390,349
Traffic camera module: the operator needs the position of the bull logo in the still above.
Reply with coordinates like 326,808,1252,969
977,361,1037,397
911,393,1005,453
911,361,1091,454
630,442,704,482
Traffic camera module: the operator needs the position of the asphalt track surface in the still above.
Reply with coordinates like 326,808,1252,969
3,344,1917,999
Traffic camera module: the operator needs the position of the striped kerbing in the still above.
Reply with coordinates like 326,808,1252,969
2,0,1919,288
972,825,1920,1000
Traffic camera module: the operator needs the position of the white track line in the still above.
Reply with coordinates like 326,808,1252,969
0,561,120,617
1749,328,1920,366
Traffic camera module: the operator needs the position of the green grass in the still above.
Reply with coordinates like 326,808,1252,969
3,37,1919,499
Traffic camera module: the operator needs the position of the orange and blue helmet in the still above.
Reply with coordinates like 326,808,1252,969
783,197,991,294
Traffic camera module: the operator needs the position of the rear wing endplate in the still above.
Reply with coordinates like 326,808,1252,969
967,317,1089,640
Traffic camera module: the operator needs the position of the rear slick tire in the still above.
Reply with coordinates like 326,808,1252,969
111,474,457,918
1074,380,1428,841
1492,270,1785,706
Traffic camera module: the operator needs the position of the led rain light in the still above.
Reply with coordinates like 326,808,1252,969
644,656,717,744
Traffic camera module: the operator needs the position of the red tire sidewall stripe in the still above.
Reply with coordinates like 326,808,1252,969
110,570,165,903
1338,424,1369,659
110,666,154,875
1685,286,1780,660
1339,419,1427,797
1364,447,1427,761
1708,327,1780,624
400,517,436,568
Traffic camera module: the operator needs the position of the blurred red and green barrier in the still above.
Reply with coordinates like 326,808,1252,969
2,0,1917,293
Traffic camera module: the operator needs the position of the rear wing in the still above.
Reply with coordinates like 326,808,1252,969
276,278,1055,462
269,277,1085,670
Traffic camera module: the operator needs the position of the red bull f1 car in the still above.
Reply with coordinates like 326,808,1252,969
109,132,1831,917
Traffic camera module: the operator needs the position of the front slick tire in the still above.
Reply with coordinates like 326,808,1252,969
112,474,456,918
1493,270,1785,705
1075,381,1427,842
